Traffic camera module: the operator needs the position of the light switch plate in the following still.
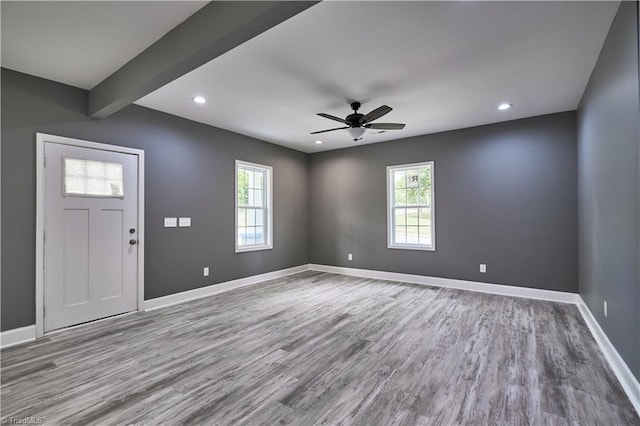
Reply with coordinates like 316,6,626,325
164,217,177,228
179,217,191,227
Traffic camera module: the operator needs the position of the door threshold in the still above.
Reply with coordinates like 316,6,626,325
45,310,139,336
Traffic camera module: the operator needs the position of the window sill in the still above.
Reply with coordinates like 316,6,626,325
235,244,273,253
388,244,435,251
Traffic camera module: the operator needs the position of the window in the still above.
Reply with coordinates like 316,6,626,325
235,160,273,252
387,161,435,250
63,158,124,197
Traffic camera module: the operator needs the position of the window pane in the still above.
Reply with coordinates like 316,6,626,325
406,170,419,188
406,188,418,205
238,169,249,206
394,208,406,226
246,227,252,244
255,172,264,189
419,227,431,245
406,226,419,244
247,209,256,226
64,158,123,197
395,226,406,244
419,168,431,187
253,189,263,207
406,208,418,225
255,226,264,244
248,170,255,189
256,209,264,226
237,226,246,245
418,186,429,205
394,188,406,205
419,208,431,226
394,170,406,189
65,159,85,176
238,208,247,227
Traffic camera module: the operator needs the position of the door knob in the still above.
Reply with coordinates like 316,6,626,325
129,239,137,245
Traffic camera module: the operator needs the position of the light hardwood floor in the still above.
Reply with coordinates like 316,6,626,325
2,271,638,425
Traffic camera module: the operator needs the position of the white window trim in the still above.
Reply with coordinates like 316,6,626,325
387,161,436,251
235,160,273,253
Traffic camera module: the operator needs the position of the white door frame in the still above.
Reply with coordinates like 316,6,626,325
35,133,145,338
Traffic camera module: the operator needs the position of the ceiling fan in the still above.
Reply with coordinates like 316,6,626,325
311,102,406,141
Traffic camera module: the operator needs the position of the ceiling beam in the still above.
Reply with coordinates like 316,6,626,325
88,1,318,119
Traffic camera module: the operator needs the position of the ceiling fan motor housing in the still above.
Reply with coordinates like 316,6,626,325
346,113,364,127
347,102,363,127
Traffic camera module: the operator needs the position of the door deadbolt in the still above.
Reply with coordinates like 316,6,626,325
129,228,136,234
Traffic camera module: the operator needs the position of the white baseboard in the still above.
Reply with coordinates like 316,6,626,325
309,264,638,416
1,265,310,347
577,298,640,414
143,264,310,311
309,264,581,304
1,325,36,349
2,263,637,416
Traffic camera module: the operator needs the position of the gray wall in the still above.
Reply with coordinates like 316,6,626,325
577,1,640,381
1,68,309,331
309,112,578,293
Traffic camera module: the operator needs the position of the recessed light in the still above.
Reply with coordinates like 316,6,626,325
498,103,512,110
314,140,323,145
192,96,206,104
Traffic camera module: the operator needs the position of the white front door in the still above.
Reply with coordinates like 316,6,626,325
43,142,139,332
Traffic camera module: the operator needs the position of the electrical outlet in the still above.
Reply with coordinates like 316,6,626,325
480,264,487,273
348,253,353,261
203,267,209,277
604,300,607,318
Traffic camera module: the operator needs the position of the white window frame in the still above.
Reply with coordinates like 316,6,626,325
387,161,436,251
235,160,273,253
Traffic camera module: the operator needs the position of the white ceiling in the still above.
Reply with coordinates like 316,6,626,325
1,1,619,153
1,1,207,90
137,1,618,153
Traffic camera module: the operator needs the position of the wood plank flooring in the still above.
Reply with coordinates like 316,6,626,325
2,271,638,425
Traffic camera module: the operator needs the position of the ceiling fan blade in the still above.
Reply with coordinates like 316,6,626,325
317,113,348,124
310,126,350,134
360,105,392,124
364,123,406,130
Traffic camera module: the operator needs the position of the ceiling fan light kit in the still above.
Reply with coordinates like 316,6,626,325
346,127,366,141
312,101,406,142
